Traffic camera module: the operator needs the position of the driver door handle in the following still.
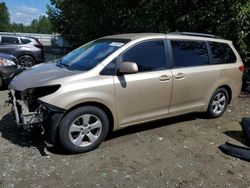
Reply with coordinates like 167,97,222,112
159,75,171,81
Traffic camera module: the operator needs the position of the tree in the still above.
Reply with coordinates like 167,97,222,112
0,2,10,31
47,0,250,67
10,16,53,34
0,2,53,34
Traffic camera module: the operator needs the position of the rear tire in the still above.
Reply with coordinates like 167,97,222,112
59,106,109,153
207,88,229,118
18,55,35,68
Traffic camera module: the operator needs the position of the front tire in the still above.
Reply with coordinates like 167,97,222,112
207,88,229,118
59,106,109,153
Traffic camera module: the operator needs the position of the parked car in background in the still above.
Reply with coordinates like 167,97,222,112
8,32,244,153
0,35,44,68
0,53,22,88
51,35,72,54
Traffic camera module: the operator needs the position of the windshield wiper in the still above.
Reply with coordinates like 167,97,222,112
56,59,75,71
61,63,75,71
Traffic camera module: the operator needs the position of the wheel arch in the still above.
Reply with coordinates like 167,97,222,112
17,54,36,62
217,85,232,104
64,101,115,134
45,101,115,146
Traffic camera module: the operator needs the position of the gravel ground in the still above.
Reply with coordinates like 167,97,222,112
0,89,250,188
44,52,63,62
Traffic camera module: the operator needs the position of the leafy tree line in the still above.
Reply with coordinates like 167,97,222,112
9,15,53,33
0,2,53,34
47,0,250,68
0,2,10,31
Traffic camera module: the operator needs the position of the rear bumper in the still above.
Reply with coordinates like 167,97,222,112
34,50,45,63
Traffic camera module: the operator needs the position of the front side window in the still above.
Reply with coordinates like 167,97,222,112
1,37,20,44
57,38,129,71
209,42,237,64
121,40,167,72
171,40,209,67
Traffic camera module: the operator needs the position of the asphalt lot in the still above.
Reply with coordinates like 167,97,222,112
0,88,250,187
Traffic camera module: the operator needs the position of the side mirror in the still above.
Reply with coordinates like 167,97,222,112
119,61,138,74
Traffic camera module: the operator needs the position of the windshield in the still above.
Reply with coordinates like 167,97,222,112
57,38,129,71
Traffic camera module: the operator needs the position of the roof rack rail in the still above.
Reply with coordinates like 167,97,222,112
168,32,223,39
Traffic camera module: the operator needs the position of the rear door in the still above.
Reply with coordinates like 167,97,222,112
208,41,242,97
114,39,173,126
0,36,20,55
168,39,220,115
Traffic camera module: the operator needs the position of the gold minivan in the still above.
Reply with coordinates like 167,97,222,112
9,32,244,153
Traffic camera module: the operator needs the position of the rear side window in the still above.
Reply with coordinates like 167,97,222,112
209,42,237,64
122,40,167,72
171,40,209,67
20,38,31,44
1,36,20,44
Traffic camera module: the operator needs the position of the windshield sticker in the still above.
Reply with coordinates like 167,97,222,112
109,42,124,47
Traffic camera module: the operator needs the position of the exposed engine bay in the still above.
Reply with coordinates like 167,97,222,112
8,85,61,129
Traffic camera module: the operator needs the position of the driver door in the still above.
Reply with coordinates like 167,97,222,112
114,39,173,127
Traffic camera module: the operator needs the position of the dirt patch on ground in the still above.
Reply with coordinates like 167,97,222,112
0,90,250,188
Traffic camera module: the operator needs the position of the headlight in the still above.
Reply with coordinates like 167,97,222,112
27,85,61,98
0,58,16,66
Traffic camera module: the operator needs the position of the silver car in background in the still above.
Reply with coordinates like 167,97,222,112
0,35,44,68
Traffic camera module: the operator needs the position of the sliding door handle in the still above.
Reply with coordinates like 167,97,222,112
175,73,185,79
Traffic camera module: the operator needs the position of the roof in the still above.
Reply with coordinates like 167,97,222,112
0,34,35,40
166,32,231,43
102,33,165,40
168,32,223,39
101,32,231,43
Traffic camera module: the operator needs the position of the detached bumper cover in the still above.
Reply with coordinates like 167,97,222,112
219,142,250,162
242,117,250,145
219,117,250,162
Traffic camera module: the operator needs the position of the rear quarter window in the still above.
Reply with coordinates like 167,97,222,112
209,42,237,64
20,38,31,44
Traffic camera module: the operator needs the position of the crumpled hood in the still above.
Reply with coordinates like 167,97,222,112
9,62,81,91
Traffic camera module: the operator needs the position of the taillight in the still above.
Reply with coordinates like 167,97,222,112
239,65,246,72
34,39,43,49
34,44,43,49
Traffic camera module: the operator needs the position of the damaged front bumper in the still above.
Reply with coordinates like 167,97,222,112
8,89,65,144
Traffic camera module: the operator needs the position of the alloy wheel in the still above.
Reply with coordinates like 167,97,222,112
19,56,34,68
69,114,102,147
212,92,226,115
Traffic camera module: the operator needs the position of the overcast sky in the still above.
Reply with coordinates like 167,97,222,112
1,0,51,25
